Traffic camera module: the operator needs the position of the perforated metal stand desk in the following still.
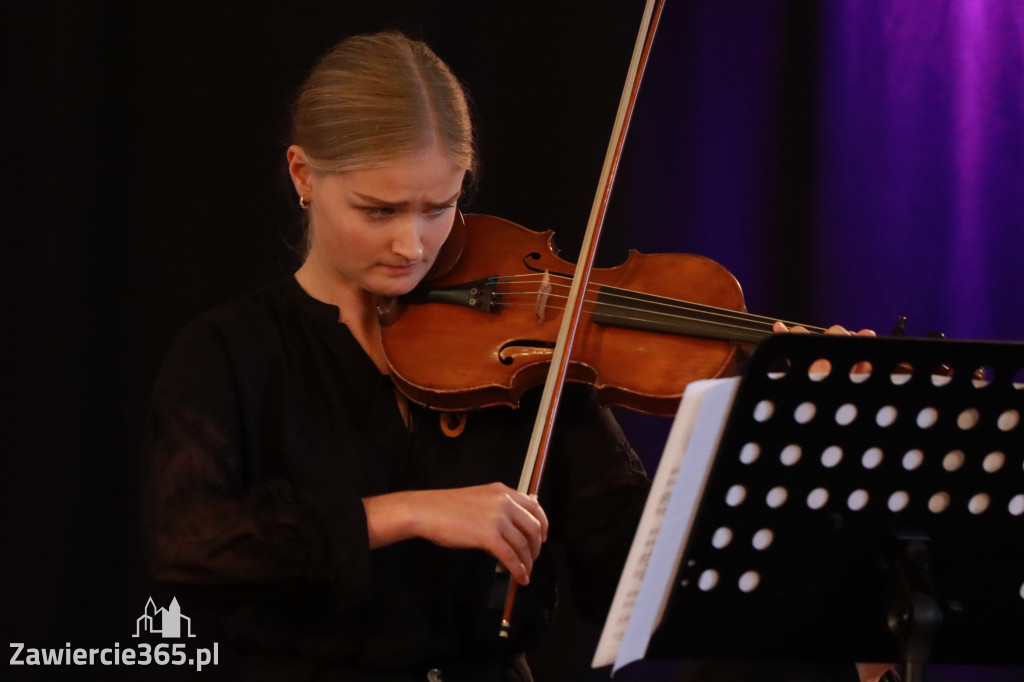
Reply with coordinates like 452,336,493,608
647,334,1024,680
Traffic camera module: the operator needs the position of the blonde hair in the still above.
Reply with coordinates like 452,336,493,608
291,32,475,176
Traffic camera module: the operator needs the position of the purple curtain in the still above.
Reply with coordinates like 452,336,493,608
816,1,1024,341
616,0,1024,342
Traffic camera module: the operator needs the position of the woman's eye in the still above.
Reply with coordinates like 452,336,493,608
362,206,394,218
428,205,455,217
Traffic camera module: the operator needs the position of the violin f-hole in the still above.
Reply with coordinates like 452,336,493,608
521,252,571,279
498,340,556,365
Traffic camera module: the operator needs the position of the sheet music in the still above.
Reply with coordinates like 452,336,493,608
592,377,739,671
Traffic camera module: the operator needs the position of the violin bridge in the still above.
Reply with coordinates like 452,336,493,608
535,270,552,323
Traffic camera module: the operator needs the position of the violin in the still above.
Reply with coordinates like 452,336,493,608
379,211,827,418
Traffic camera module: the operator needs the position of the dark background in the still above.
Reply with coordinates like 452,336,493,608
4,1,1023,680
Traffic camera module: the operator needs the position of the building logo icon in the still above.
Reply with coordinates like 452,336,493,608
133,597,196,638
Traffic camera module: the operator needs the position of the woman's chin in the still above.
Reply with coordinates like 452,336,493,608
369,273,425,299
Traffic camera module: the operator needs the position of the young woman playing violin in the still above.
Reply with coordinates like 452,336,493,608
143,32,648,682
143,31,887,682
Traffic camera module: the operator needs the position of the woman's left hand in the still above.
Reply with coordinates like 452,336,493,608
773,322,876,375
773,321,876,337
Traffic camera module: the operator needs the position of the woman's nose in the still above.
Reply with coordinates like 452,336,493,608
390,216,425,262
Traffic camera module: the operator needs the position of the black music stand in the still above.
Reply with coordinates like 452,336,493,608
645,334,1024,681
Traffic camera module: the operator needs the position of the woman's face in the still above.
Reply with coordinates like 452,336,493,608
294,143,466,300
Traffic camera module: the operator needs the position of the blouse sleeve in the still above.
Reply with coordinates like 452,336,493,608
141,315,374,609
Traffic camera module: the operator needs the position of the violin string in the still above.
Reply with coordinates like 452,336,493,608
512,273,826,333
491,273,776,328
496,294,774,339
497,273,822,331
494,277,778,335
595,286,828,334
490,274,827,335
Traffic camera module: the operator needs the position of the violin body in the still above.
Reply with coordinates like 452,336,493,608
380,214,747,417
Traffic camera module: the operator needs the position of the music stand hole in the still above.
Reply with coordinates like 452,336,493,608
766,487,788,508
969,493,990,515
726,485,747,507
861,448,884,470
917,407,939,429
983,452,1005,473
848,489,870,511
1009,495,1024,516
780,444,802,467
754,400,774,422
698,569,719,591
712,527,733,549
1014,368,1024,389
973,366,994,388
957,408,980,430
928,492,950,513
766,357,791,380
888,491,910,512
902,449,924,471
849,361,872,384
752,528,774,550
931,367,954,386
807,488,829,510
821,446,843,468
998,410,1020,432
738,571,761,593
794,402,817,424
890,368,912,386
808,359,831,381
943,450,965,472
835,403,858,426
876,405,898,428
739,442,760,465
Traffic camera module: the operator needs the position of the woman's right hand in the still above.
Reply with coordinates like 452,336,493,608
363,483,549,585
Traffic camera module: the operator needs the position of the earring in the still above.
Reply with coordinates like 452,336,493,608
298,196,310,209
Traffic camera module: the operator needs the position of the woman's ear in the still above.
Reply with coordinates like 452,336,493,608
287,145,313,199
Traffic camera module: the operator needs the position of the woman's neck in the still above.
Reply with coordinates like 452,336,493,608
293,264,389,373
293,265,412,429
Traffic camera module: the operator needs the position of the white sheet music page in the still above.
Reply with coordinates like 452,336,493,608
592,376,739,671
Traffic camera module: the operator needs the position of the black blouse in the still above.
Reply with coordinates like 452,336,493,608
142,275,650,681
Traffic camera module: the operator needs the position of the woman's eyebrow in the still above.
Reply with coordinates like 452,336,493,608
351,190,461,208
351,191,404,207
430,191,462,207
